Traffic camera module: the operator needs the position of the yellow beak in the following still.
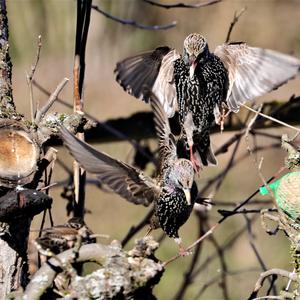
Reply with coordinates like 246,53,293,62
183,188,191,205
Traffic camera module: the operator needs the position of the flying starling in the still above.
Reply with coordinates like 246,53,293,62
35,217,95,256
115,33,300,169
60,93,198,255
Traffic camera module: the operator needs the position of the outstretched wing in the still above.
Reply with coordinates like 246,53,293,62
60,127,159,206
214,43,300,112
115,47,180,117
147,90,177,165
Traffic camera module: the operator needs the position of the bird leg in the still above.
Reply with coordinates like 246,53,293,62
174,237,192,256
215,103,230,133
189,144,201,172
183,112,200,171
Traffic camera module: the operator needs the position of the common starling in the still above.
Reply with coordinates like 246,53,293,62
115,33,300,169
35,217,95,255
60,93,197,255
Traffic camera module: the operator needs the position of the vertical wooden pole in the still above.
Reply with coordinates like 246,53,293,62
73,0,91,218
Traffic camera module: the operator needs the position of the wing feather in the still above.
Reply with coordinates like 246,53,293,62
215,43,300,112
147,91,177,164
60,127,158,206
115,47,180,117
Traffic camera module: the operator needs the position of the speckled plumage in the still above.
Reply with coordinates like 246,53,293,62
115,33,300,168
173,51,228,165
154,183,198,238
60,93,198,251
35,217,95,255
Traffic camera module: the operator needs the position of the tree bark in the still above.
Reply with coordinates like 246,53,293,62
0,1,34,298
0,0,15,114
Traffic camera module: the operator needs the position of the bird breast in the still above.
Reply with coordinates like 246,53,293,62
156,188,194,238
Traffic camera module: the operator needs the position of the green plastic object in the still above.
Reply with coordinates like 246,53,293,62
259,171,300,221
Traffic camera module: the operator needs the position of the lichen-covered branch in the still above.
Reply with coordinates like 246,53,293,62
248,269,300,300
13,237,163,300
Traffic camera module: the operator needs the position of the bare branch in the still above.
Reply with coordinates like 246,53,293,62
34,78,69,124
242,103,300,134
32,80,157,165
92,3,177,30
191,215,258,279
164,166,285,266
218,208,277,217
208,229,230,300
244,215,277,296
26,35,42,121
225,7,247,43
173,212,206,300
143,0,221,9
22,238,162,300
248,269,300,300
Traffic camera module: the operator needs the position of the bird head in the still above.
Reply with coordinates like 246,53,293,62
171,159,194,205
183,33,208,79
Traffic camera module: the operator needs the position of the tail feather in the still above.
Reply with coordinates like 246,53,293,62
176,133,217,167
194,133,217,166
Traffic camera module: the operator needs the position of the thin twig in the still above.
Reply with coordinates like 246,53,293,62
26,35,42,121
242,104,300,134
244,106,280,211
32,80,156,165
193,267,260,300
248,269,300,300
35,78,69,124
218,208,277,217
251,297,282,300
191,215,258,279
214,199,273,207
251,131,282,141
208,229,230,300
213,133,242,195
173,212,206,300
245,105,274,191
225,7,247,43
92,3,177,30
143,0,221,9
244,215,277,296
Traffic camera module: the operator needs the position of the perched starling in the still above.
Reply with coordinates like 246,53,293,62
115,33,300,169
60,93,197,255
35,217,95,255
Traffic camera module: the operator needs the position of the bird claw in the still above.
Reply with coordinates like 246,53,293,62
189,146,201,172
175,238,193,256
179,248,193,257
216,104,230,133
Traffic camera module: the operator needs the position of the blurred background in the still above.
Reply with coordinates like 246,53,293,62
7,0,300,299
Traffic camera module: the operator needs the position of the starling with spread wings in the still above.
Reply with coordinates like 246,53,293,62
60,93,197,255
115,33,300,170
